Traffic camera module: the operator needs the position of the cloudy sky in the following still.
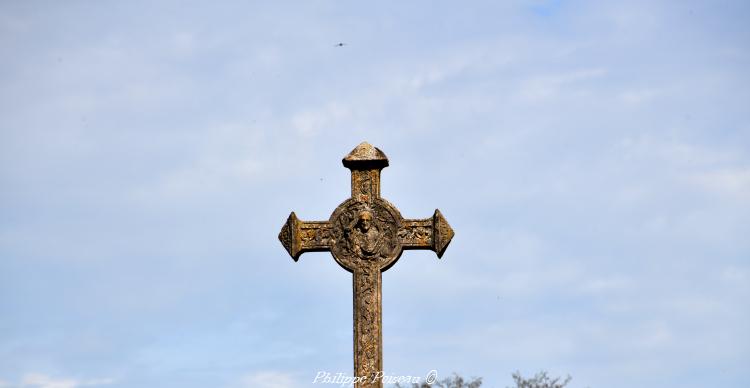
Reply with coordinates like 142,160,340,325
1,1,748,387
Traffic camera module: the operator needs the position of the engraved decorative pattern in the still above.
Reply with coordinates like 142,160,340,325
277,142,454,388
278,216,293,255
355,262,380,384
359,173,371,196
300,224,333,248
397,222,432,246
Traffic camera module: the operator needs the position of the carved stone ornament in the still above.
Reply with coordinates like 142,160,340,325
329,198,402,271
278,142,454,388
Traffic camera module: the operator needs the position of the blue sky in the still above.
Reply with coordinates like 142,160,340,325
1,1,748,387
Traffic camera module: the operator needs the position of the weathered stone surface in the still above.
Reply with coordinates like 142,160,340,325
278,142,454,388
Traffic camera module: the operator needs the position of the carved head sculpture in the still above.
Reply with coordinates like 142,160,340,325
357,210,373,232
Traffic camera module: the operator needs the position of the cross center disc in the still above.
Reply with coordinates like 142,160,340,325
329,198,403,272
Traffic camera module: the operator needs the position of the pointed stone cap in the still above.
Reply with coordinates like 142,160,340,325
278,212,302,261
342,142,389,169
432,209,454,258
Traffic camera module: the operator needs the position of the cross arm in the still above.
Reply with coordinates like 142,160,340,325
398,209,455,258
278,212,333,261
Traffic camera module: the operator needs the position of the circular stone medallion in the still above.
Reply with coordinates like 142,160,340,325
329,198,402,271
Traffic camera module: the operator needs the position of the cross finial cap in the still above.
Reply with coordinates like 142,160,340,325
342,142,389,169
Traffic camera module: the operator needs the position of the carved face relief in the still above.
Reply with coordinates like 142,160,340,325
357,211,373,232
329,198,402,271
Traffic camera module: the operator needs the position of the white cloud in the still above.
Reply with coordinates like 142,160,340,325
689,168,750,199
578,276,633,294
722,265,749,283
518,68,607,101
236,371,296,388
13,374,114,388
619,88,660,105
171,32,196,56
291,102,351,137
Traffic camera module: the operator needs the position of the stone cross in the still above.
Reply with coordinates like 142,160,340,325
278,142,454,388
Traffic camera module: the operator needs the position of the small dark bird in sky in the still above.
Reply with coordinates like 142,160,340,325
334,42,346,47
